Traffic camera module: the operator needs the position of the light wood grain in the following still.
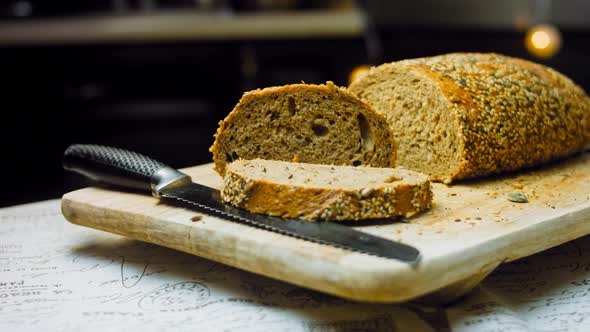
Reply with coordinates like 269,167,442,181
61,151,590,303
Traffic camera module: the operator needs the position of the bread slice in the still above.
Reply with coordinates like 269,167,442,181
210,82,397,176
221,159,433,221
349,53,590,183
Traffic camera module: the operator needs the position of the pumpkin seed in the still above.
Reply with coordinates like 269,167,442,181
507,192,528,203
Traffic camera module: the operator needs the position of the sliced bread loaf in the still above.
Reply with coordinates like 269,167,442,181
349,53,590,183
210,82,397,176
221,159,433,221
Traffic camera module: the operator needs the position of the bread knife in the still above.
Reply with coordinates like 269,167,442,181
63,144,421,264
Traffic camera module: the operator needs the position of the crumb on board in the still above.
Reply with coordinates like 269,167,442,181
493,216,509,222
191,215,203,222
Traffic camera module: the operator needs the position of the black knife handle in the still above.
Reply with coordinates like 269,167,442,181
63,144,191,196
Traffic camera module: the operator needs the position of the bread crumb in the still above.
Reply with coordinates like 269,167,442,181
292,155,300,163
191,215,203,222
512,183,524,189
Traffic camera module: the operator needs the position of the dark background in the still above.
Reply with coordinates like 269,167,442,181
0,0,588,207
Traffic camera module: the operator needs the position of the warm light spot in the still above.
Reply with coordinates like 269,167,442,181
525,24,562,58
348,65,370,85
531,30,551,49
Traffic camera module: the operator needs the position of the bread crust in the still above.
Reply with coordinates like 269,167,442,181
349,53,590,183
222,159,433,221
210,82,397,176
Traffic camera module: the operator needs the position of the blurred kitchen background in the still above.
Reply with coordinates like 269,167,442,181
0,0,588,206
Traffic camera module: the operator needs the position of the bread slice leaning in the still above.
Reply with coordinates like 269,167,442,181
221,159,433,221
210,82,397,176
349,52,590,183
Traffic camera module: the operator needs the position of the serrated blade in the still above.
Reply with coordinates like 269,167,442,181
159,182,421,263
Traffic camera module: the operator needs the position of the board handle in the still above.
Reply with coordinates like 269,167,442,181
63,144,192,197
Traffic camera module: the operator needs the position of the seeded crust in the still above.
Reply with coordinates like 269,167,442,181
349,53,590,183
222,159,433,221
210,82,397,176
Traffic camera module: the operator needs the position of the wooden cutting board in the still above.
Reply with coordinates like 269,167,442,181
61,151,590,303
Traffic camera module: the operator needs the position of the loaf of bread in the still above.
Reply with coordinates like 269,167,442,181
210,82,397,176
349,53,590,183
221,159,433,221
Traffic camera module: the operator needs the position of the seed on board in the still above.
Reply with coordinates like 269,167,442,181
507,192,528,203
191,215,203,221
